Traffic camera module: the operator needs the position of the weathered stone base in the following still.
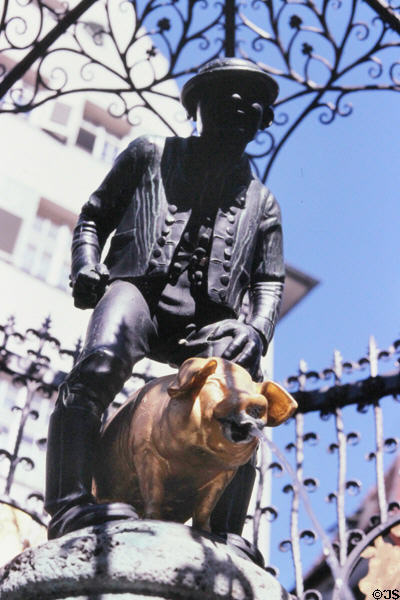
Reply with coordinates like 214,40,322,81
0,519,288,600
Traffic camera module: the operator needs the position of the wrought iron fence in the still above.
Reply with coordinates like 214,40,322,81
256,336,400,598
0,315,399,598
1,0,399,179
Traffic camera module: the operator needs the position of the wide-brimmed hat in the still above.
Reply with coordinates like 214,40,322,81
181,57,279,118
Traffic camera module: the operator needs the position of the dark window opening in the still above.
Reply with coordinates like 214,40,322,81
76,128,96,153
0,208,22,254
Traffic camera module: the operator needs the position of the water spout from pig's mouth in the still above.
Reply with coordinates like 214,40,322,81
218,416,264,444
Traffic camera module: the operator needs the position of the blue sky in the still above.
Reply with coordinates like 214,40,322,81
263,88,399,586
270,89,399,382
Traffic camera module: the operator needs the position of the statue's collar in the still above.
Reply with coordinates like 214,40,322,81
177,136,252,184
162,136,253,210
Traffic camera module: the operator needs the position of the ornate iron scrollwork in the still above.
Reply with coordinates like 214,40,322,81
238,0,400,179
0,0,225,133
1,0,399,181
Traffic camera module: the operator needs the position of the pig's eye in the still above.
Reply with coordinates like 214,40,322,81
246,405,265,419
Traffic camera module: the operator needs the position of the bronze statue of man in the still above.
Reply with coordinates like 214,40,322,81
45,58,285,557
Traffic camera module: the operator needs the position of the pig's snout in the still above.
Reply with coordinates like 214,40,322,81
217,397,267,444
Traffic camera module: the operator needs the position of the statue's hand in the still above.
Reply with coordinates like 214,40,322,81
72,263,110,309
207,319,265,374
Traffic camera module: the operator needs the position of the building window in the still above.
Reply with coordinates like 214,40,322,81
75,123,120,163
40,100,72,144
20,217,72,292
50,102,71,126
15,199,75,293
0,208,22,255
101,139,120,163
76,127,96,153
72,100,128,163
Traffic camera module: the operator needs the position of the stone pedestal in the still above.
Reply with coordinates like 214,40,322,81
0,519,288,599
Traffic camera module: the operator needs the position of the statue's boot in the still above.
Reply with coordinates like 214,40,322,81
210,457,264,568
45,395,138,540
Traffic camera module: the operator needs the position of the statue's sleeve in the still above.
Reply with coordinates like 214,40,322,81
246,190,285,352
71,137,147,283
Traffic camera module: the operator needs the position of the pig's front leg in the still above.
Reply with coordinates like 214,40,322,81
192,470,235,532
135,451,168,520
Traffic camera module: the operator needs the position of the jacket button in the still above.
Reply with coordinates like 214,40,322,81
153,248,162,257
220,275,229,286
226,227,234,236
199,233,210,246
229,207,238,215
194,247,206,257
171,262,182,272
162,227,170,237
157,237,166,247
223,261,231,271
227,215,235,224
224,249,232,259
149,259,158,269
219,291,227,301
226,237,233,246
165,216,175,225
168,204,178,214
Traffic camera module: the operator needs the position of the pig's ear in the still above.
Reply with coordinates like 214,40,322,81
258,380,298,426
168,358,218,399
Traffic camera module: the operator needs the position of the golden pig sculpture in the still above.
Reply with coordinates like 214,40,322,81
93,357,297,532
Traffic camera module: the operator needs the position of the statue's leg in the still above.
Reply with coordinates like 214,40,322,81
45,280,157,539
209,453,256,536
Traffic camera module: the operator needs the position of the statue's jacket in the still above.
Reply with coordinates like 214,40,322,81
72,135,285,346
